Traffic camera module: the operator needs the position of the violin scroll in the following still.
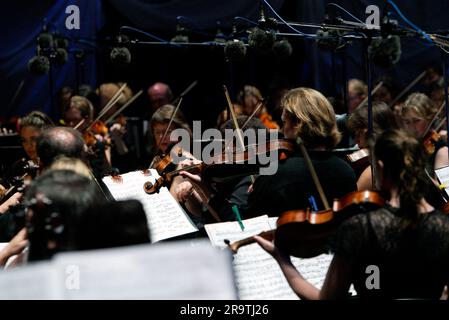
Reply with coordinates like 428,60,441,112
143,178,165,194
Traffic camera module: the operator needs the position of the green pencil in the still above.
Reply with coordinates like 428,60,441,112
232,205,245,231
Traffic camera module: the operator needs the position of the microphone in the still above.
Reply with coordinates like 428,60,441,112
110,34,131,65
214,21,226,44
315,28,342,51
54,47,68,66
225,39,247,62
171,22,189,43
37,26,54,49
224,23,246,62
54,33,69,49
248,1,276,55
27,55,50,75
273,38,293,59
367,5,402,67
368,35,401,67
110,47,131,65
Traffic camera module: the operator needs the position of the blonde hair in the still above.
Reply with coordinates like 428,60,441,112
97,83,133,109
49,156,92,179
282,87,341,149
237,85,263,105
68,95,94,120
402,92,436,121
348,79,367,98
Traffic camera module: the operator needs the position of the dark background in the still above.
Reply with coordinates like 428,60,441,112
1,0,449,127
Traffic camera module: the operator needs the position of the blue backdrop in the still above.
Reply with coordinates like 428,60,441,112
1,0,449,119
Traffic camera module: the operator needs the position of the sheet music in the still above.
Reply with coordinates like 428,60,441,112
0,261,60,299
435,165,449,197
102,170,198,243
0,240,236,300
205,216,335,300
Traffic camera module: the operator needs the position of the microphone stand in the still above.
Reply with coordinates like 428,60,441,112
442,49,449,160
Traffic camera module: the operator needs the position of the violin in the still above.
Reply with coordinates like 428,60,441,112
0,160,39,206
346,148,370,177
149,145,184,175
422,130,441,155
227,190,385,258
143,139,296,195
82,120,111,148
91,120,109,136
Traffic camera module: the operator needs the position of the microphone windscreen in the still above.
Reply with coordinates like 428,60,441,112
55,48,68,65
110,47,131,65
224,39,247,62
27,55,50,75
273,39,293,59
316,29,342,51
54,36,69,49
37,32,53,49
248,27,276,54
171,35,189,43
369,35,401,67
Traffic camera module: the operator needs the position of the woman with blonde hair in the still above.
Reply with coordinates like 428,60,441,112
401,92,448,171
246,87,357,217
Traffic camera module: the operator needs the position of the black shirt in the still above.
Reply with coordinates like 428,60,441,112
331,206,449,299
247,151,357,217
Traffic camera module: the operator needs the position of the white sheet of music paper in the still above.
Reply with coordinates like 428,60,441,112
0,240,236,300
204,215,335,300
435,165,449,198
102,169,198,243
0,261,59,299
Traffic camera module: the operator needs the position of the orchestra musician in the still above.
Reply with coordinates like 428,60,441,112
255,129,449,299
245,87,357,217
144,104,192,163
1,111,53,190
402,92,449,172
236,85,279,130
63,95,112,177
346,101,400,190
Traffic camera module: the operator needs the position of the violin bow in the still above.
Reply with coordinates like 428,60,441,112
389,71,426,108
423,100,446,137
154,80,198,156
104,90,143,125
73,118,86,131
85,83,128,132
221,100,264,153
241,99,264,131
97,83,128,119
296,137,331,211
223,85,256,183
354,81,383,111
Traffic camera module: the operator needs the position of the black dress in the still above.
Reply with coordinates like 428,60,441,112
331,205,449,299
246,150,357,217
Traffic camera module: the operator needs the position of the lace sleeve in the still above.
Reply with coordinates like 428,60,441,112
328,214,369,259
